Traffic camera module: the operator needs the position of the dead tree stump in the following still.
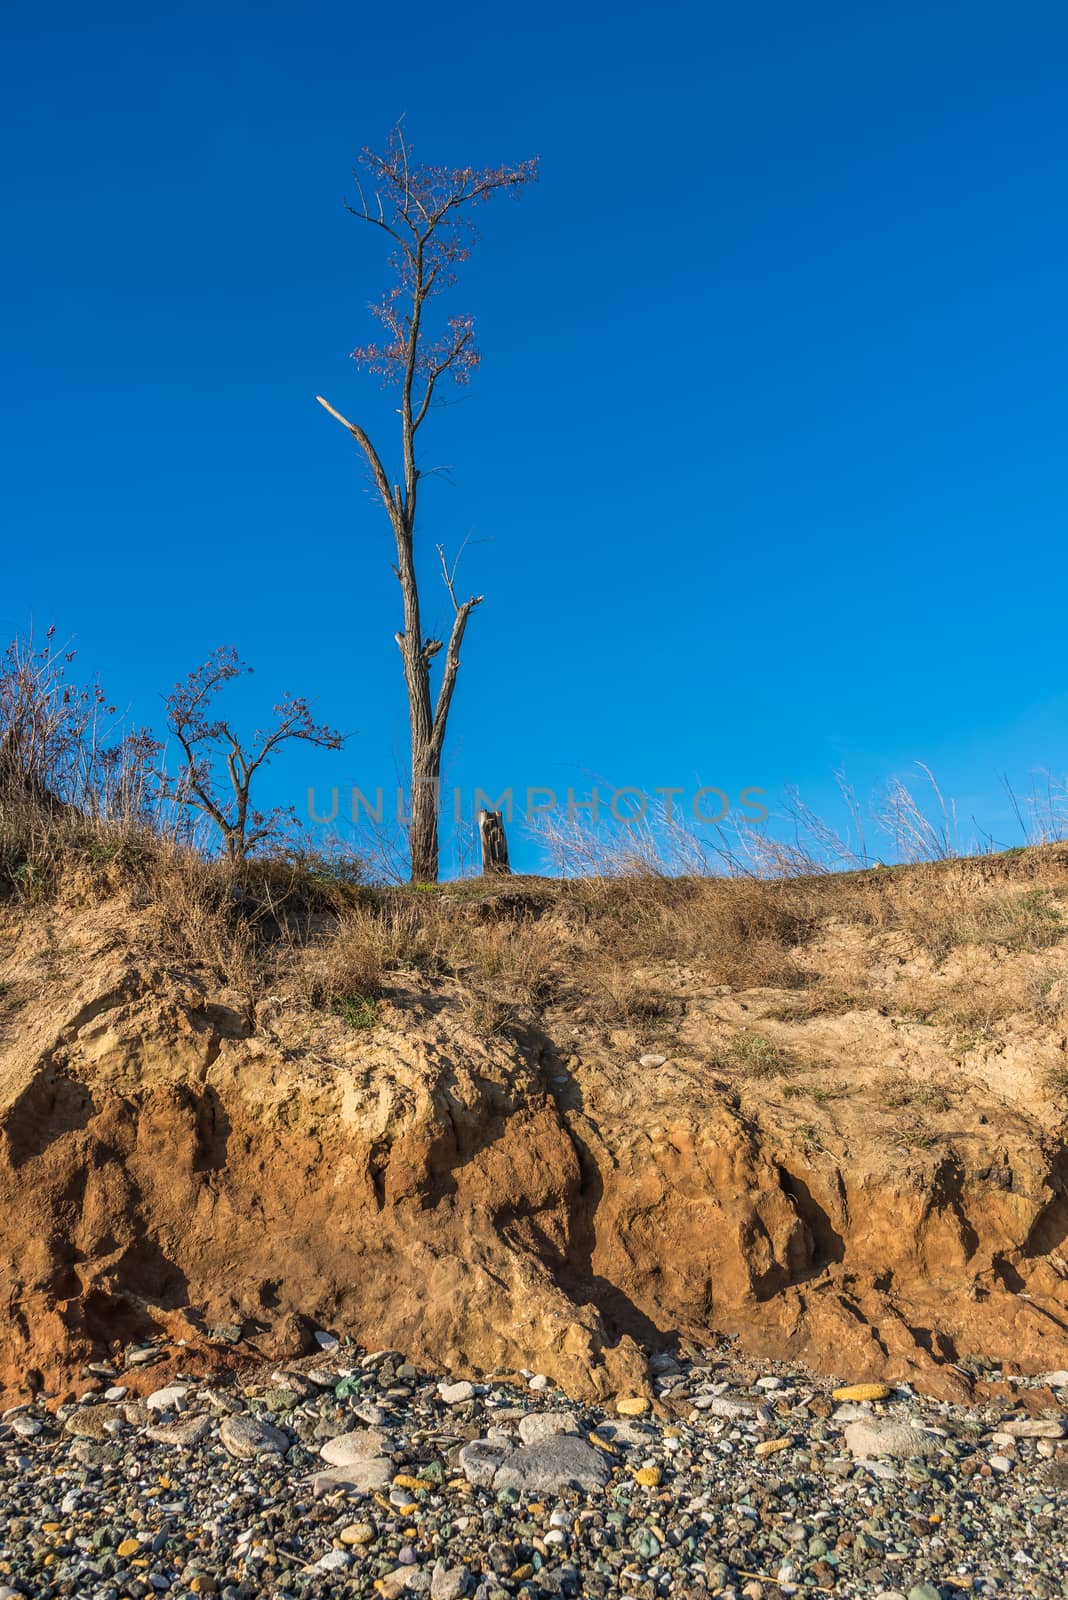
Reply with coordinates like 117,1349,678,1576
478,809,511,875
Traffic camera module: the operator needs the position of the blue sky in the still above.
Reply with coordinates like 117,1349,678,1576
3,0,1067,872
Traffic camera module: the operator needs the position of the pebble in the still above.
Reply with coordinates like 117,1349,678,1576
437,1379,475,1405
517,1409,581,1445
430,1560,469,1600
7,1414,42,1438
145,1413,211,1448
706,1394,773,1423
845,1418,944,1459
314,1548,351,1571
319,1426,391,1464
145,1382,190,1411
218,1414,289,1458
0,1337,1060,1600
340,1521,377,1545
63,1402,125,1438
1000,1417,1067,1437
376,1569,413,1598
324,1458,393,1491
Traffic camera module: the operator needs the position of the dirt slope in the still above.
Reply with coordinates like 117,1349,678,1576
0,877,1066,1407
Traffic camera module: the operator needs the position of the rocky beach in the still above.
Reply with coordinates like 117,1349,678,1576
1,1337,1065,1600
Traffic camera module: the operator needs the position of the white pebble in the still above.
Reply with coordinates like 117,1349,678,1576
437,1380,475,1405
145,1383,189,1412
315,1549,352,1571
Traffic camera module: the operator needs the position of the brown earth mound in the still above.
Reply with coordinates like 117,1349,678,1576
0,875,1066,1408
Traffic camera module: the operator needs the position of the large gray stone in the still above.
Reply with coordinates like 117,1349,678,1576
517,1410,582,1447
438,1380,476,1405
219,1415,289,1458
312,1458,393,1493
492,1435,610,1494
145,1383,190,1412
705,1395,773,1424
999,1417,1067,1438
145,1414,211,1449
590,1418,657,1448
844,1420,942,1461
63,1405,126,1440
319,1427,391,1466
458,1438,513,1488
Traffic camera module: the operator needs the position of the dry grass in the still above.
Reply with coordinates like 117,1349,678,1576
460,992,519,1039
295,907,393,1010
5,625,1068,1046
5,761,1068,1053
723,1031,797,1079
891,1116,940,1151
762,986,862,1022
879,1077,952,1113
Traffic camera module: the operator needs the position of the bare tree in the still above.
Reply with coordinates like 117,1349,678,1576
317,125,537,883
160,647,342,862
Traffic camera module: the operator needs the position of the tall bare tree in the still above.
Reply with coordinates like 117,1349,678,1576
317,126,537,883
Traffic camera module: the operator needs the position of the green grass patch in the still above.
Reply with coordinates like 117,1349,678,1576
331,994,380,1030
725,1031,796,1078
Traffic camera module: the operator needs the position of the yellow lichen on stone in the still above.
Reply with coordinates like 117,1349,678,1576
832,1382,892,1402
754,1435,795,1457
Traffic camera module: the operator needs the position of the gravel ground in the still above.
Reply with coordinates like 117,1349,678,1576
0,1338,1065,1600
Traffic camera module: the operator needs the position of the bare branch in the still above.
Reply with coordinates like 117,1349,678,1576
315,396,396,514
436,536,476,612
430,593,484,756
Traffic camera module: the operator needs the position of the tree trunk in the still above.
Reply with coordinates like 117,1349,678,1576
479,809,511,876
408,748,440,884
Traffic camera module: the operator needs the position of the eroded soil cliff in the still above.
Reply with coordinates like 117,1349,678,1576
1,865,1066,1408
